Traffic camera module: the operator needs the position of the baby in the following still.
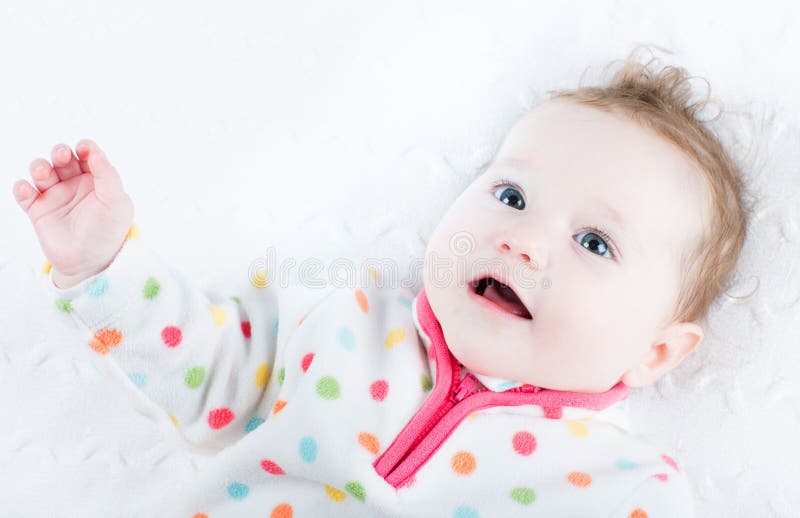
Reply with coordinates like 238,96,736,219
13,49,748,517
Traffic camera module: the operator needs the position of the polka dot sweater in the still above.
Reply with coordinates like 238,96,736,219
45,225,696,517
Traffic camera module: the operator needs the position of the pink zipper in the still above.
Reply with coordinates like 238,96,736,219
372,288,629,489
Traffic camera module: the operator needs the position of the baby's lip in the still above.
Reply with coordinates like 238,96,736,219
468,273,533,320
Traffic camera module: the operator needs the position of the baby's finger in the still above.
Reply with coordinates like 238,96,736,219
74,138,123,201
51,143,82,182
29,158,60,192
12,179,39,212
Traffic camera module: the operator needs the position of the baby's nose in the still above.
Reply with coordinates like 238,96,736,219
499,241,542,270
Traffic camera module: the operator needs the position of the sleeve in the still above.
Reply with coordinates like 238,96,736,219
608,470,696,518
44,227,282,454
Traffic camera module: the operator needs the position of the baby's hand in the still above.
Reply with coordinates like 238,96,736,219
12,139,134,289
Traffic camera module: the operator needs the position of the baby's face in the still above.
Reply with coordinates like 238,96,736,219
423,98,709,393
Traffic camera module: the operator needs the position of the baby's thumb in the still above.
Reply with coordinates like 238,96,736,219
75,139,124,203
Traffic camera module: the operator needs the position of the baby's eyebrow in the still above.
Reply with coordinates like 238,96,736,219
594,201,639,253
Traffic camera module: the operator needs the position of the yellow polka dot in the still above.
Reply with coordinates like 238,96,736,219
468,412,480,420
384,327,406,349
255,363,270,388
367,267,378,282
251,267,268,288
210,306,227,327
125,223,140,240
325,484,346,502
566,420,589,438
169,414,178,427
451,451,477,475
41,260,52,275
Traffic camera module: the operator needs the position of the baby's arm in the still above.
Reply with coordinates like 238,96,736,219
13,140,279,452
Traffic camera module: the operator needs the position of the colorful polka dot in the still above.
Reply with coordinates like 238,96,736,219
615,458,638,470
128,372,147,388
270,503,292,518
55,297,73,313
301,353,315,372
421,374,433,392
630,509,648,518
161,325,182,347
299,436,317,463
260,459,285,475
277,367,285,385
355,289,369,313
192,513,207,518
358,432,380,455
567,471,592,487
367,267,378,282
184,366,205,389
370,380,389,401
42,260,52,275
230,295,241,304
210,306,227,327
126,223,140,240
451,451,476,475
512,431,537,456
241,320,252,338
169,414,178,427
566,420,589,438
226,481,249,500
510,487,536,505
344,481,366,502
208,407,234,429
542,406,562,419
89,328,122,355
316,376,341,400
325,484,346,502
251,267,268,288
338,327,356,350
142,277,160,299
453,505,479,518
86,275,108,297
273,400,287,414
652,473,668,482
245,416,264,433
384,327,406,349
273,318,279,335
255,363,270,388
661,454,679,471
396,295,412,310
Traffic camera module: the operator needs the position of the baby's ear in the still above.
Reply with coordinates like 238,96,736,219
620,322,704,388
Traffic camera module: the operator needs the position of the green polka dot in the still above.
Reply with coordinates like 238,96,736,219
143,276,160,299
421,374,433,392
185,366,206,389
55,298,73,313
316,376,341,399
230,296,241,304
277,367,285,386
510,487,536,505
344,481,365,502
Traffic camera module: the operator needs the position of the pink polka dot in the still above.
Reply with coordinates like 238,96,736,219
260,459,285,475
301,353,314,373
208,407,234,429
161,326,182,347
653,473,669,482
241,321,252,339
370,380,389,401
542,406,562,419
661,454,679,471
512,431,537,456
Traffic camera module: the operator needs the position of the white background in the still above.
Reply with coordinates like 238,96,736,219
1,1,798,516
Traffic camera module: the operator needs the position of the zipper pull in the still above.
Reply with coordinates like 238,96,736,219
451,372,480,403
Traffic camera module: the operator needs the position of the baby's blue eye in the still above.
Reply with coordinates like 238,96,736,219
494,186,525,210
575,231,612,259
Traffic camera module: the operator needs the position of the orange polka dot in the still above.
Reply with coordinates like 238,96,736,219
567,471,592,487
273,400,287,414
192,514,208,518
451,451,476,475
629,508,648,518
358,432,380,455
355,289,369,313
270,503,293,518
89,328,123,355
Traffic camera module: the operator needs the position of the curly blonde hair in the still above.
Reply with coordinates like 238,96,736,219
545,44,753,325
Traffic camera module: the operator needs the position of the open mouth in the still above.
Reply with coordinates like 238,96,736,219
470,276,533,320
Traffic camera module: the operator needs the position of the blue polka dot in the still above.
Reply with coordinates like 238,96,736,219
615,458,638,470
273,318,279,335
397,295,412,310
497,380,521,391
128,372,147,388
453,505,479,518
86,275,109,298
245,416,265,433
226,481,249,500
338,327,356,350
299,436,317,463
